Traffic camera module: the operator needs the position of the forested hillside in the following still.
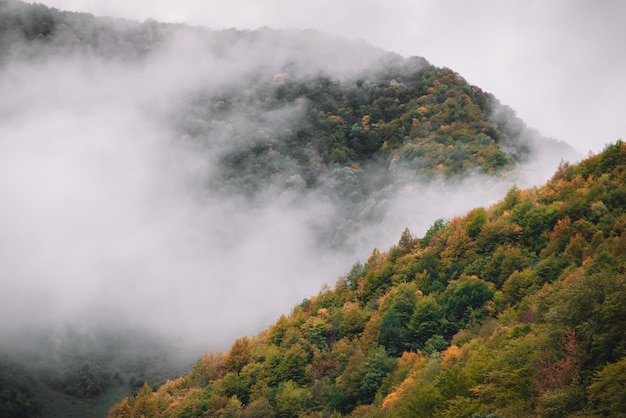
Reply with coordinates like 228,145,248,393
110,141,626,417
0,1,578,253
0,0,579,254
0,0,569,182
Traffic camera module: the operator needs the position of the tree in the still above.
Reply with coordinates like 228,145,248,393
464,207,488,239
277,345,308,386
190,351,225,386
409,296,444,350
442,277,494,333
301,309,333,350
586,356,626,417
534,328,586,417
482,245,532,288
422,218,448,247
535,328,584,390
224,337,253,374
501,269,539,306
379,283,419,355
222,372,250,405
275,381,311,418
242,397,275,418
414,251,444,293
380,309,403,356
389,381,443,418
359,345,397,404
442,218,473,260
131,382,159,418
220,396,243,418
108,398,132,418
341,302,369,338
397,227,419,255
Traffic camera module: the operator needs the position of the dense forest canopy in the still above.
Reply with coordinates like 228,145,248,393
110,141,626,418
0,1,605,417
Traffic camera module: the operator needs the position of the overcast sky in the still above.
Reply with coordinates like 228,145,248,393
29,0,626,155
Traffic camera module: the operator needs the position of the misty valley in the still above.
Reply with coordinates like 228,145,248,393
2,1,625,417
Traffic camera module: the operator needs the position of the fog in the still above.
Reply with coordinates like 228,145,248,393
0,13,580,373
0,33,355,347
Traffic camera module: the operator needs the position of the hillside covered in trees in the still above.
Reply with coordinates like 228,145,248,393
0,0,577,251
110,141,626,417
0,0,572,182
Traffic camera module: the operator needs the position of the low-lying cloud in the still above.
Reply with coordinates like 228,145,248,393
0,25,577,363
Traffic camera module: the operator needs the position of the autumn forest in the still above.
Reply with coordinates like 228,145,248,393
0,1,624,417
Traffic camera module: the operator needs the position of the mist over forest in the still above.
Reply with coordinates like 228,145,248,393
0,1,585,416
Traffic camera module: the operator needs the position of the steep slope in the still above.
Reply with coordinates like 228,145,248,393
110,141,626,417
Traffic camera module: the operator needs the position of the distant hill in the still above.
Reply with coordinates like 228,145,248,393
0,1,579,251
6,1,581,254
0,0,575,176
110,141,626,417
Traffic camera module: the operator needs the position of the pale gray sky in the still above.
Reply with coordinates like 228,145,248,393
31,0,626,155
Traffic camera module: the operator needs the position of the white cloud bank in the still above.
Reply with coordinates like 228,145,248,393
0,14,582,356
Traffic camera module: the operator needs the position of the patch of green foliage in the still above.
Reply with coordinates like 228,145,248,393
0,365,42,418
